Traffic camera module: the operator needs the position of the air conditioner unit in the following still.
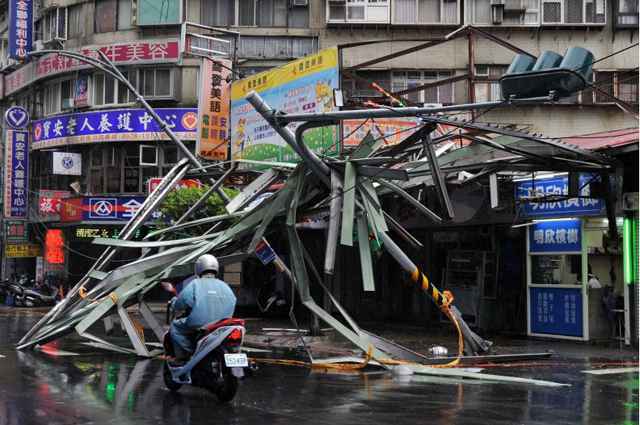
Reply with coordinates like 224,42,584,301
504,0,525,11
61,98,74,109
292,0,308,6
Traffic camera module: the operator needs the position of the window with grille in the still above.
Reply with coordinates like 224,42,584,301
140,68,173,99
473,65,508,101
584,70,638,104
394,0,459,24
38,8,67,42
392,70,455,104
93,70,137,106
343,71,391,98
542,0,605,23
67,4,83,38
200,0,292,27
616,0,639,26
471,0,539,24
327,0,390,23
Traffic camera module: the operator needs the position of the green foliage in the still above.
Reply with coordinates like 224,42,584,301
159,186,239,223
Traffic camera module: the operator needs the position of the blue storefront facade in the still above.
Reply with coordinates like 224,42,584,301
517,174,627,342
27,107,198,287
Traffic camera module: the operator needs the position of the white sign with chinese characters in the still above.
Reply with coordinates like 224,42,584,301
52,152,82,175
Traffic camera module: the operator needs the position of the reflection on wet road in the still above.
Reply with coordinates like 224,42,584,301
0,310,637,425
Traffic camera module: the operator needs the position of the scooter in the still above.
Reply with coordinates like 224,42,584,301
13,279,56,307
162,283,249,402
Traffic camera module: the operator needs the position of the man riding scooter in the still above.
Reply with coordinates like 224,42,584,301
170,254,237,362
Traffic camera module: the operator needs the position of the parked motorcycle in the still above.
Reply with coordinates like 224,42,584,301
6,275,57,307
162,283,249,402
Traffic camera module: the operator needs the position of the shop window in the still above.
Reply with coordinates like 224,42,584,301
139,145,158,166
531,254,582,285
391,70,454,104
89,147,104,193
123,144,141,193
105,148,121,193
137,0,181,25
162,146,179,175
140,68,173,98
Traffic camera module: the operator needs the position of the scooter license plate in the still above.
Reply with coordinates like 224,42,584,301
224,353,248,367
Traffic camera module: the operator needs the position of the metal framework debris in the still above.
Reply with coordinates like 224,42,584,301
17,36,616,369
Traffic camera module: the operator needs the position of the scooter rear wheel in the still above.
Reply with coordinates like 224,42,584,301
215,372,238,403
163,362,182,392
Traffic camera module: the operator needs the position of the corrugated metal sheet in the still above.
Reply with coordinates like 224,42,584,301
563,128,639,151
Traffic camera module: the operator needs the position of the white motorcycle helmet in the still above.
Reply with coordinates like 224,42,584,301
194,254,219,277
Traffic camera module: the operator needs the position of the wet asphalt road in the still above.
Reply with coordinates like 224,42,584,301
0,309,638,425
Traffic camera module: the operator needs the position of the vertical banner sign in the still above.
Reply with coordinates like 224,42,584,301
4,130,29,218
9,0,33,61
74,75,89,107
197,58,231,160
45,229,65,265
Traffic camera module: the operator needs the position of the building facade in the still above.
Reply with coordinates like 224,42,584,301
0,0,636,300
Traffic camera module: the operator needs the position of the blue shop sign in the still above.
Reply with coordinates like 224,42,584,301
85,196,162,222
529,219,581,253
32,108,198,149
8,0,33,61
515,174,604,218
530,286,583,337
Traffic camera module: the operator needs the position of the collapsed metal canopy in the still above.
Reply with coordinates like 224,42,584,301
17,47,617,366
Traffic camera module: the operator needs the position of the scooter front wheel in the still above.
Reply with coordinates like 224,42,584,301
163,362,182,392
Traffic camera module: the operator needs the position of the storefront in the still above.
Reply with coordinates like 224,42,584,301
519,173,627,342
